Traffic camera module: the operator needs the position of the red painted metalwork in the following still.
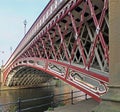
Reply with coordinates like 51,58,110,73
56,24,70,63
47,32,57,60
31,47,36,57
3,0,109,102
40,38,48,59
27,50,31,57
68,1,88,67
35,44,42,58
4,57,108,102
87,0,109,68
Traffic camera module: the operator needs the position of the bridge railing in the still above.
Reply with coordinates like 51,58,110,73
4,0,65,69
0,90,88,112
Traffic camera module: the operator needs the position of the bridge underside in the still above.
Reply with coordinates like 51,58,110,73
5,66,52,87
3,0,109,102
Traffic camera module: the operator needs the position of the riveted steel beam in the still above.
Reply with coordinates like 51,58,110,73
69,5,87,67
40,38,48,59
56,23,71,63
87,0,109,68
47,32,57,60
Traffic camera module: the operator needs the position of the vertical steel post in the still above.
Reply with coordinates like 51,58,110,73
71,90,74,105
85,93,87,100
51,94,54,111
18,98,21,112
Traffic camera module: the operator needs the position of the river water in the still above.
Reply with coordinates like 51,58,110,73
0,81,79,112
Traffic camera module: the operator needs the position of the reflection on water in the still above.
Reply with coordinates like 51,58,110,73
0,87,54,112
0,81,79,112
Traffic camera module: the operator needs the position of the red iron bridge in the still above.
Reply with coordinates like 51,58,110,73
2,0,109,102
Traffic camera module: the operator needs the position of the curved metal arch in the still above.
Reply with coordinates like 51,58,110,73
4,57,109,102
5,65,52,87
5,66,24,86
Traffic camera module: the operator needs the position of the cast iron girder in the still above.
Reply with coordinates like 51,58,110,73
28,48,33,57
35,44,42,58
56,23,71,63
40,38,48,59
33,45,39,57
31,46,36,57
8,57,108,102
87,0,109,69
26,49,31,57
47,32,57,60
69,1,87,67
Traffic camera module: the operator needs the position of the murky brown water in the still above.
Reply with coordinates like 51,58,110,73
0,82,78,112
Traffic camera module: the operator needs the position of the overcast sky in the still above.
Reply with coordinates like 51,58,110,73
0,0,49,66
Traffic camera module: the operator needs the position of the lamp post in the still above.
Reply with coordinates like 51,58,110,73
0,51,4,66
10,46,12,54
0,51,4,85
1,60,3,66
23,19,27,36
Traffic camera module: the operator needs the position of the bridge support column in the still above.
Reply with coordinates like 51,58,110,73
92,1,120,112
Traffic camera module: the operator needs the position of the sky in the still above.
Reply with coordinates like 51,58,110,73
0,0,49,66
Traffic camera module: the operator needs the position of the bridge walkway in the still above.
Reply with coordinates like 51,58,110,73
45,99,99,112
